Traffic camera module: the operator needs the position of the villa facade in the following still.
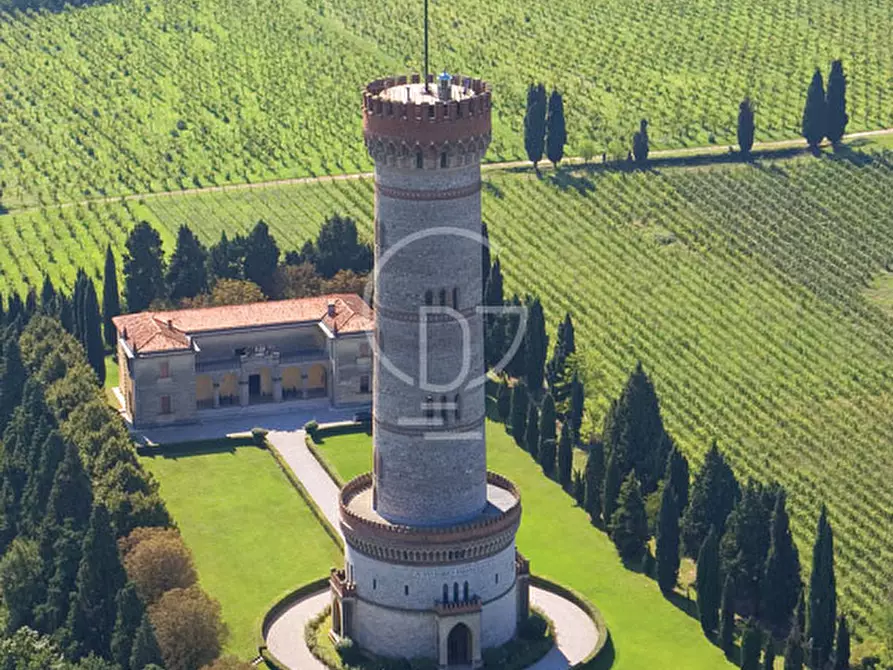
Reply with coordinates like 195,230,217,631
112,294,373,427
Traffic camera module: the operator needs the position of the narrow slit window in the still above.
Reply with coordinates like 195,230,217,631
425,395,434,419
454,393,461,420
404,585,409,596
439,288,447,305
453,582,459,602
443,584,449,602
463,582,469,601
424,290,433,306
441,394,448,423
452,287,459,308
440,152,448,168
416,151,423,168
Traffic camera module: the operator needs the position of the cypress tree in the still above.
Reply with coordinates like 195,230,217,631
484,257,504,308
110,582,145,670
784,623,804,670
82,281,105,384
656,479,681,595
481,222,491,299
207,231,242,282
583,440,605,521
43,443,93,533
165,224,209,301
509,383,529,447
539,392,557,445
632,119,650,164
666,446,690,515
123,222,166,312
495,383,511,423
538,438,557,476
41,275,57,313
129,612,163,669
102,246,120,348
572,469,585,505
609,472,648,563
546,313,575,402
525,403,540,459
719,575,737,657
243,220,280,296
741,620,763,670
557,422,573,490
761,490,801,635
681,440,740,557
825,60,848,147
545,89,567,167
568,372,584,441
59,294,74,335
20,430,66,534
762,639,776,670
807,506,836,670
832,615,849,670
0,336,26,433
66,504,127,659
737,98,756,157
504,294,527,380
602,449,621,525
697,527,721,637
523,83,547,169
524,297,548,396
802,69,827,152
37,523,84,634
719,481,773,617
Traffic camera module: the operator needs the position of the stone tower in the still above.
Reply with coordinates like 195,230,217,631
329,73,529,668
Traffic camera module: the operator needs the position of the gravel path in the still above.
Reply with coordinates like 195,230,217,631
265,590,330,670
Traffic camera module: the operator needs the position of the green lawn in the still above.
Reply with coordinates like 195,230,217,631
316,424,732,669
311,431,373,485
140,439,341,660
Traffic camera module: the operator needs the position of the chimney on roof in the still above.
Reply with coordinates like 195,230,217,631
327,301,336,318
122,327,128,340
167,319,173,329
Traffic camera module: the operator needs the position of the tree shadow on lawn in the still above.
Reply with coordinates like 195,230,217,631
0,0,112,14
137,436,258,459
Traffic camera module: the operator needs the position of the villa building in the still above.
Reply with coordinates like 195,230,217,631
112,293,373,427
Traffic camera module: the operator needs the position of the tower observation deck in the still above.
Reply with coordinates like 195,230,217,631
329,73,529,668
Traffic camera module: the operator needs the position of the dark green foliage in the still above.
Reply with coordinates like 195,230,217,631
81,282,105,384
101,247,120,349
719,481,774,617
539,393,556,445
37,523,86,635
572,469,585,505
509,383,529,447
166,225,209,301
524,297,548,395
20,431,66,534
761,490,801,635
741,620,763,670
44,443,93,533
603,362,671,493
207,232,243,281
802,69,827,151
545,313,575,404
123,222,166,312
296,214,372,280
0,538,43,632
632,119,649,164
833,615,849,670
681,440,740,557
545,89,567,167
523,83,547,168
41,276,57,316
697,527,721,637
719,575,736,656
784,623,804,669
242,220,280,296
609,472,649,563
602,448,621,525
794,588,805,637
656,479,680,595
557,422,573,489
129,612,163,669
583,440,605,520
496,383,511,422
825,60,848,146
568,372,584,441
807,506,836,670
762,639,776,670
538,438,556,476
665,446,690,514
737,98,755,156
503,294,527,380
485,257,504,308
0,336,26,432
66,504,127,659
525,403,540,459
110,582,145,670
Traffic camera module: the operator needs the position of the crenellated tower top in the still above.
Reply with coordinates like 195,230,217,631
362,73,491,169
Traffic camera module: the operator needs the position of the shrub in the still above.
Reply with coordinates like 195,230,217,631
121,527,197,604
251,427,268,446
148,586,227,670
303,420,320,442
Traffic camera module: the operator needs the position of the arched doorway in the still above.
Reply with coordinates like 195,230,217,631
447,623,472,665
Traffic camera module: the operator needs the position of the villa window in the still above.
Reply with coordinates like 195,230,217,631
360,375,370,394
159,361,170,379
160,395,171,415
359,342,371,358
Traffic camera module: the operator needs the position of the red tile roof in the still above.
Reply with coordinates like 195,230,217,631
112,294,373,355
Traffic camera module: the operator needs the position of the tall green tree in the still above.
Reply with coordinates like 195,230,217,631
524,297,548,395
568,372,585,441
110,582,145,670
525,403,540,459
495,383,511,423
538,438,557,477
40,275,57,315
719,481,773,616
81,281,105,384
802,68,827,152
546,313,575,404
301,214,372,280
207,232,243,281
484,257,504,308
509,383,529,447
807,506,836,670
741,620,763,670
165,225,209,301
20,431,66,533
243,220,280,296
609,472,649,563
66,504,127,660
545,89,567,167
761,490,801,635
557,422,573,490
129,612,163,669
833,615,849,670
602,449,621,525
632,119,649,164
825,60,848,147
123,222,166,312
0,538,44,632
762,639,776,670
784,623,804,670
101,246,120,348
523,83,547,169
656,479,681,595
583,440,605,521
665,446,690,515
539,392,557,445
738,98,756,157
0,336,26,434
697,527,721,637
681,440,740,557
719,575,736,657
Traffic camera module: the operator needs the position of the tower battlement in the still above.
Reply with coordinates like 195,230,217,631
363,74,491,167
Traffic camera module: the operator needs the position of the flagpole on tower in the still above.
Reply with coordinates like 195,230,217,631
423,0,429,93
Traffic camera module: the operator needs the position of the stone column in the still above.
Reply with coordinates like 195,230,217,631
273,376,283,402
239,380,249,407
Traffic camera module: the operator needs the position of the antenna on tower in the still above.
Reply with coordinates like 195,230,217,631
423,0,429,93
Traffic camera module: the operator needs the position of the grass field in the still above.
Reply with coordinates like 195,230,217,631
1,0,892,208
314,423,733,669
139,439,341,660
